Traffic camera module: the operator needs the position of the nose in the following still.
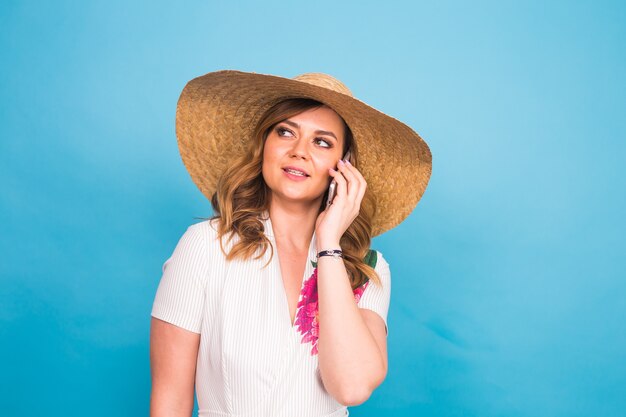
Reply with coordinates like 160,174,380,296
290,137,309,159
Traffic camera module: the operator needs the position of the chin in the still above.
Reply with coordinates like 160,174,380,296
269,190,325,206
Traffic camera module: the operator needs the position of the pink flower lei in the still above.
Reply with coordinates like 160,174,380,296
293,260,370,356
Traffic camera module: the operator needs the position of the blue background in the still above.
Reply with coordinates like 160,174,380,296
1,1,625,416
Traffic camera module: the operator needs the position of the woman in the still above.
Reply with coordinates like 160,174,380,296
150,70,432,417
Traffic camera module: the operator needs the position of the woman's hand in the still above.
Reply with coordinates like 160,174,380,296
315,159,367,250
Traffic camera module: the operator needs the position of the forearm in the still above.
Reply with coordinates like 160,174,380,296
316,251,386,405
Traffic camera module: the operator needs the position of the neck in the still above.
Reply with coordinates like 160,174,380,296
267,198,320,252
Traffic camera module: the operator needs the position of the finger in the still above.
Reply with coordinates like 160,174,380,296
344,160,367,189
334,166,360,216
354,170,367,202
337,161,357,195
339,160,365,200
347,160,366,182
328,167,348,200
342,161,366,216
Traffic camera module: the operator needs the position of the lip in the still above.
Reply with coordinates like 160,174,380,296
282,166,310,177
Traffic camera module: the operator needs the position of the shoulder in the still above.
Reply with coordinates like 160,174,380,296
371,250,391,290
185,217,249,255
357,249,392,316
364,249,390,274
184,216,219,232
178,218,226,255
375,250,390,267
180,218,215,245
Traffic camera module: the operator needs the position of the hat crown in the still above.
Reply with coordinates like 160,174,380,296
292,73,353,97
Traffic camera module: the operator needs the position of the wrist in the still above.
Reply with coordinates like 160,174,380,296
317,249,344,260
316,240,341,252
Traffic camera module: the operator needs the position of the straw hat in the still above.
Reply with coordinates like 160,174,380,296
176,69,432,236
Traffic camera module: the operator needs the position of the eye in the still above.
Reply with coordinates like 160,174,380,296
276,126,294,137
314,138,332,148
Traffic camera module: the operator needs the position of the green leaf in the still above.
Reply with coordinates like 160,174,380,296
363,249,378,269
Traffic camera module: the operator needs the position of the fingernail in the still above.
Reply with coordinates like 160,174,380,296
345,159,351,165
338,160,345,166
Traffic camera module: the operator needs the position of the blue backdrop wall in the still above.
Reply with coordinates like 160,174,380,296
1,1,625,416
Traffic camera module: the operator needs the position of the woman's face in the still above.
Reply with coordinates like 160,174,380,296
262,105,346,208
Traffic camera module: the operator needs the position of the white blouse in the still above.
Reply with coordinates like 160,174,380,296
151,214,391,417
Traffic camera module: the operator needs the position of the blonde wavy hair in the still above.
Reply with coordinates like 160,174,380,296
209,98,380,289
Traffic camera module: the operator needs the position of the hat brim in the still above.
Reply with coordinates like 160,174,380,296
176,69,432,236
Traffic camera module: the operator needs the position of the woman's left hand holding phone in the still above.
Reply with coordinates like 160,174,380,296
315,158,367,250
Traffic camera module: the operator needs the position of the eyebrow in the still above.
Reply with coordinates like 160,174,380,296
281,119,338,142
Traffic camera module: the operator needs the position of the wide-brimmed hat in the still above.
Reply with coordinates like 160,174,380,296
175,69,432,236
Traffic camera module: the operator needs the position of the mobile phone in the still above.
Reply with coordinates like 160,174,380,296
326,150,351,208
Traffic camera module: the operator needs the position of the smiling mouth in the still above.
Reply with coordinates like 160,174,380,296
283,168,310,177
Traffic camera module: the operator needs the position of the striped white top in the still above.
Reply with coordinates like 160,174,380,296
151,214,391,417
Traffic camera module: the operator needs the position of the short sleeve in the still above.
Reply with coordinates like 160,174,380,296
150,223,209,334
358,250,391,336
